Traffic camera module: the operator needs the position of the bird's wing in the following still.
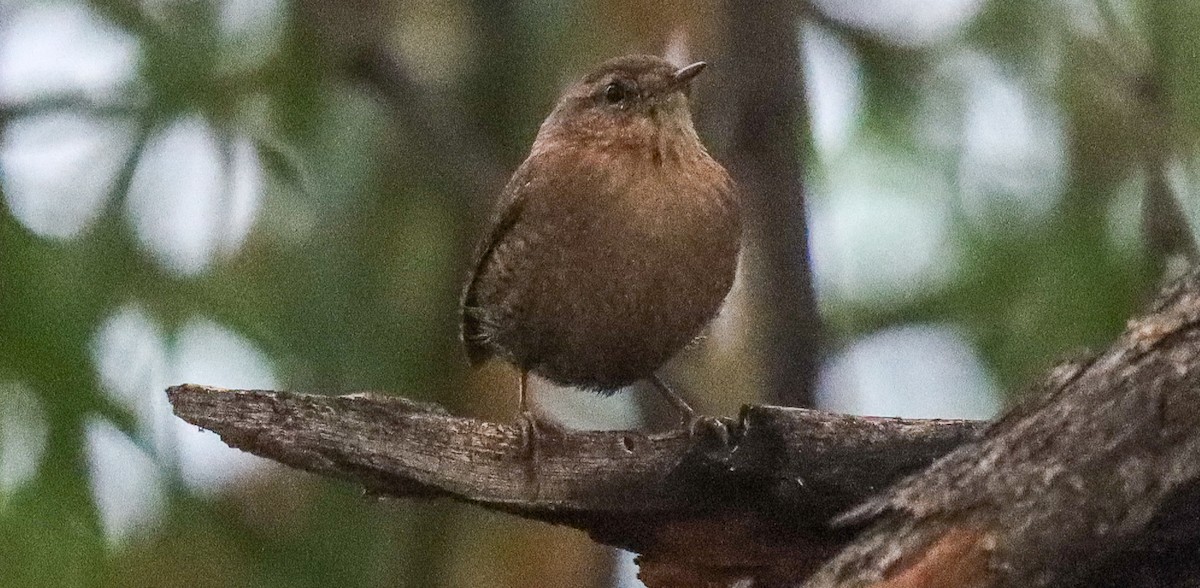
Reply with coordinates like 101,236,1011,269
459,161,536,364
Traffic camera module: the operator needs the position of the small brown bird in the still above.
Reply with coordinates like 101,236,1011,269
461,54,741,431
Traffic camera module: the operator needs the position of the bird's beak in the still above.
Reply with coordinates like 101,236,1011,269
670,62,707,90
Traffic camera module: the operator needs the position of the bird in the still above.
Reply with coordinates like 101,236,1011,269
460,54,741,433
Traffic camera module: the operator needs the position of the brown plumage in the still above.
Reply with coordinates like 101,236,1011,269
460,54,741,425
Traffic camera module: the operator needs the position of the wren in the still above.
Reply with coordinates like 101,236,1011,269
460,54,741,431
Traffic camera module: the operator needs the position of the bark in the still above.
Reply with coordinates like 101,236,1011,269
169,268,1200,587
805,268,1200,588
168,386,979,584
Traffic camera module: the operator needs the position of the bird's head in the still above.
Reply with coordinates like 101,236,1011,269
536,54,709,155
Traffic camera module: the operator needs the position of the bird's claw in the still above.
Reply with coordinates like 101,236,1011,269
518,410,543,458
684,414,733,446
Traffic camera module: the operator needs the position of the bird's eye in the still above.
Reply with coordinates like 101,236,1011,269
603,82,626,104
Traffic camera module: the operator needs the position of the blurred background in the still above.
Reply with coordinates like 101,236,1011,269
1,0,1196,586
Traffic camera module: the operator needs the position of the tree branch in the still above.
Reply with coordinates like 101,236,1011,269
167,385,980,581
170,266,1200,587
804,268,1200,588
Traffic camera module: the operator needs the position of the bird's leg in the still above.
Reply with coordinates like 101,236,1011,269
517,369,542,457
519,368,531,414
651,375,731,443
650,374,698,430
514,369,544,498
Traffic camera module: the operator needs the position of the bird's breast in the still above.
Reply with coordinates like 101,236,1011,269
506,148,740,388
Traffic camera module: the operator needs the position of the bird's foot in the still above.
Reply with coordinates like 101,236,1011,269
683,413,733,446
675,403,699,433
516,411,565,458
517,410,543,459
513,411,546,499
515,411,569,501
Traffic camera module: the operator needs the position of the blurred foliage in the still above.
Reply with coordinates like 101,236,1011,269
1,0,1197,586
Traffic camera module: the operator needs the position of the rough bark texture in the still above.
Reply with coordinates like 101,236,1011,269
169,268,1200,587
805,269,1200,588
168,386,979,583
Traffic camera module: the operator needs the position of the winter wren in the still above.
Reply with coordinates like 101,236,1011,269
460,54,741,429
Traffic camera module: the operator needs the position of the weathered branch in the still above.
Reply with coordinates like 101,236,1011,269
804,269,1200,588
167,385,980,582
170,267,1200,587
